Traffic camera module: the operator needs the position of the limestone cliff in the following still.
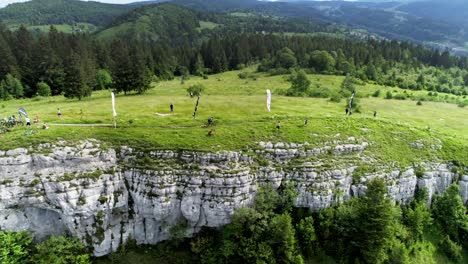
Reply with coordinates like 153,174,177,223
0,139,466,256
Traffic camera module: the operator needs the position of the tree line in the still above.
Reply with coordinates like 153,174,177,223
3,179,468,263
1,24,467,101
98,179,468,263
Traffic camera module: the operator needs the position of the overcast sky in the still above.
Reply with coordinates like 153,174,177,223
0,0,149,8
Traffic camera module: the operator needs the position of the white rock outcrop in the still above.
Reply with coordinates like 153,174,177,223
0,140,465,256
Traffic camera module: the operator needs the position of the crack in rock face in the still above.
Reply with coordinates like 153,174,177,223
0,140,466,256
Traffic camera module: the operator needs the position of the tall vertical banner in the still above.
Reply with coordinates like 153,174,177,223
349,90,355,115
111,92,117,128
266,89,271,112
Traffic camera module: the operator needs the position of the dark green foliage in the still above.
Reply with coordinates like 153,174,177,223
111,41,152,95
103,180,468,263
0,231,32,264
0,74,23,100
296,216,316,257
186,84,204,97
385,91,393,99
355,178,398,263
439,236,463,263
287,69,311,96
63,52,91,100
372,89,381,97
32,236,91,264
340,75,355,94
0,33,18,81
365,64,378,81
99,4,200,44
432,184,468,242
0,0,133,27
36,82,51,97
403,189,432,241
96,69,113,90
309,50,335,73
0,232,91,264
276,48,298,69
169,218,189,244
193,184,302,264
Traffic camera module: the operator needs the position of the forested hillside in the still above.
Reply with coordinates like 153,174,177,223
1,0,467,55
168,0,468,54
0,3,467,102
0,0,133,28
0,2,468,264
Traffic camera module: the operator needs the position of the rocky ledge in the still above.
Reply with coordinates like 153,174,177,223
0,140,466,256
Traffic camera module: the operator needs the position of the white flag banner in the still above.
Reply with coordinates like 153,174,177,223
266,89,271,112
111,92,117,117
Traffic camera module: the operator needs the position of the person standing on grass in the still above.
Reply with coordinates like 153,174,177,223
374,111,377,118
170,103,174,113
34,114,39,124
57,108,62,118
25,117,31,126
276,121,281,130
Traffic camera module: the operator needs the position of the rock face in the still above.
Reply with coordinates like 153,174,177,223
0,140,466,256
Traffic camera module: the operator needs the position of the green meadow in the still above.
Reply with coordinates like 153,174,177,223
1,69,467,166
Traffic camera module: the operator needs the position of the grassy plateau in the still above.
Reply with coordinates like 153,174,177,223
0,69,467,167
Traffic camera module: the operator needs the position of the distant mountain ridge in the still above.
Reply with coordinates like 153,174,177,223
0,0,467,54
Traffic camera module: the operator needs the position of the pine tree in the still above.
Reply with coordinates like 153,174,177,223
193,53,205,76
14,25,34,88
0,33,18,80
3,74,24,99
432,184,468,242
63,52,91,100
112,41,151,95
288,69,311,96
129,44,152,94
0,80,11,101
34,35,65,96
356,178,397,263
111,41,132,95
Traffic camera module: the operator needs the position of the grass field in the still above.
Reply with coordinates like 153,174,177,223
0,69,467,166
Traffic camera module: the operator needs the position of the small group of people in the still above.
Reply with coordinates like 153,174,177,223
345,108,377,118
1,113,40,129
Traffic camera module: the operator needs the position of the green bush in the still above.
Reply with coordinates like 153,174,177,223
36,82,51,97
32,236,91,264
0,231,32,264
96,69,113,90
439,236,463,263
372,89,381,97
329,92,342,103
186,84,205,97
385,91,393,99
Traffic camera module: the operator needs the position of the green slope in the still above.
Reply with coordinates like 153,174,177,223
1,69,467,167
96,4,200,42
0,0,134,28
